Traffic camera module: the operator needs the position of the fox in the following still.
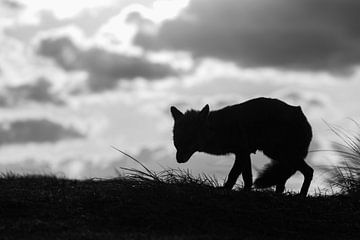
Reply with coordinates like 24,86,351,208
170,97,313,196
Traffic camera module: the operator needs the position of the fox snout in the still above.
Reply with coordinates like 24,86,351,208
176,151,194,163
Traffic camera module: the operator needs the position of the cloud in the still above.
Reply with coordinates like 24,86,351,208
1,0,23,9
8,0,120,25
135,0,360,73
0,158,121,178
56,158,125,178
0,0,23,30
273,89,329,109
0,78,64,107
0,119,85,146
270,88,341,119
36,34,179,92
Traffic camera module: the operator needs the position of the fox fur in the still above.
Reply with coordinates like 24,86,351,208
170,97,313,196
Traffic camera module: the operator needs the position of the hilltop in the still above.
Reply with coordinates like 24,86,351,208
0,173,358,240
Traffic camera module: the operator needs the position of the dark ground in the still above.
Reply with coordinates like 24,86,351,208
0,174,359,240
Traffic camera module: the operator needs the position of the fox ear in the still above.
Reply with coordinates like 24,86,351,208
170,106,183,121
199,104,210,120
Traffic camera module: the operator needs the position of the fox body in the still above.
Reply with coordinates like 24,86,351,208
170,97,313,196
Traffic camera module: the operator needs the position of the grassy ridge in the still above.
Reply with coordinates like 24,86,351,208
0,173,359,240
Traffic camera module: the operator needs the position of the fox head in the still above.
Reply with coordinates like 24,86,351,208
170,104,210,163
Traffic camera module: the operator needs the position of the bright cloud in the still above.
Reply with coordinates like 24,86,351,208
12,0,119,24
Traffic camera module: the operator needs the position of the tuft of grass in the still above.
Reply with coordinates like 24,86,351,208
112,146,221,188
326,121,360,195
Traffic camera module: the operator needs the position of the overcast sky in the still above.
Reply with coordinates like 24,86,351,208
1,0,360,192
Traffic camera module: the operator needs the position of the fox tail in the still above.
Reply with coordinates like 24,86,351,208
254,161,296,188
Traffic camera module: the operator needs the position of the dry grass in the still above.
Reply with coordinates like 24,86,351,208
326,121,360,195
112,145,221,187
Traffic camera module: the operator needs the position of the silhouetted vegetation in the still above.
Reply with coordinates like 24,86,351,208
327,121,360,195
0,169,359,240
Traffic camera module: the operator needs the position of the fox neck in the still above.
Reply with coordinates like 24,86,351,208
197,124,244,155
197,128,223,155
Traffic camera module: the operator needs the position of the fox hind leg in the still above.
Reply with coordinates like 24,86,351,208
273,159,312,196
275,165,296,194
276,158,313,196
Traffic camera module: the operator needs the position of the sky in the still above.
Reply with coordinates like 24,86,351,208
1,0,360,193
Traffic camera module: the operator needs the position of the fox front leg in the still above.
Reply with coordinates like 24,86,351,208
224,153,252,190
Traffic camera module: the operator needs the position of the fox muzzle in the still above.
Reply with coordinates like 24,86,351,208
176,151,194,163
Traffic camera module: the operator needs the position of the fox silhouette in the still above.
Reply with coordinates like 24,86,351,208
170,97,313,196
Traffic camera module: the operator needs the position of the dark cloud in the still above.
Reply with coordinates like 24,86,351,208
0,119,85,146
36,36,178,92
0,78,64,108
1,0,23,9
135,0,360,73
